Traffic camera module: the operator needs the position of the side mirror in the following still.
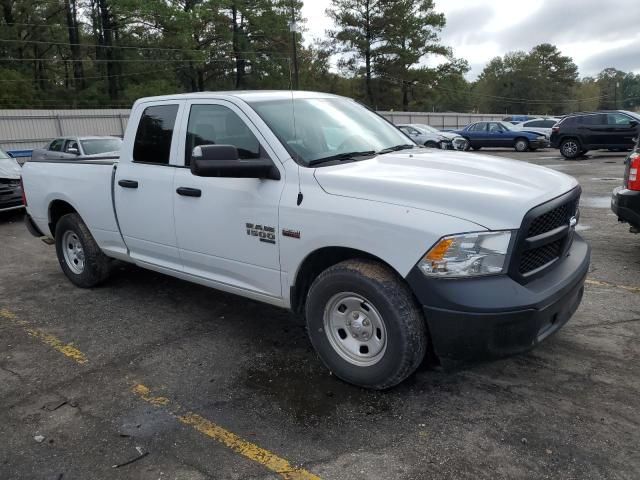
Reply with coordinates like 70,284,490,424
190,145,280,180
67,147,79,155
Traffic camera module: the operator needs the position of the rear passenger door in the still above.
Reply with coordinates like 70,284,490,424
114,101,184,271
579,114,608,146
172,100,284,299
45,139,65,159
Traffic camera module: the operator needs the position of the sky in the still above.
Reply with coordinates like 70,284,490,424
301,0,640,80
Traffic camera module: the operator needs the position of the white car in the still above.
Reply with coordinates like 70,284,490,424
31,136,122,161
21,91,590,390
397,123,467,150
512,118,560,138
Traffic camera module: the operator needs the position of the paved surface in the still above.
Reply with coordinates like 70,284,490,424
1,149,639,480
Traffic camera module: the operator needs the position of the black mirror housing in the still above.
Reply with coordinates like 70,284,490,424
190,144,280,180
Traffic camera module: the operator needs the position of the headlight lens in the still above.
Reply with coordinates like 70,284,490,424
418,231,512,277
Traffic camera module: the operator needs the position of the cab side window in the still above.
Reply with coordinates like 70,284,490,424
185,104,263,165
133,104,179,165
64,140,79,154
49,139,64,151
469,123,486,132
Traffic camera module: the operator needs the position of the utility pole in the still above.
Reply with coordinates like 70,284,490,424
289,1,299,90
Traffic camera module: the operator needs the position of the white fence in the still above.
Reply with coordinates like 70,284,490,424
0,109,504,152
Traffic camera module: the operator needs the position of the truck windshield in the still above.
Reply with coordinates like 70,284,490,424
247,97,415,166
80,138,122,156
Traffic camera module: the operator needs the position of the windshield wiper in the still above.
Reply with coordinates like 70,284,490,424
377,144,417,154
308,150,376,166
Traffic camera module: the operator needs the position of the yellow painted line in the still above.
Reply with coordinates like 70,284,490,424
0,308,88,364
585,278,640,294
132,384,320,480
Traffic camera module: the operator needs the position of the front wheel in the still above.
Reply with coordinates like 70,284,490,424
55,213,112,288
514,138,529,152
305,259,427,390
424,141,439,148
471,146,481,151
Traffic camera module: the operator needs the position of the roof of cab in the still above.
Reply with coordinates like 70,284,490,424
134,90,343,105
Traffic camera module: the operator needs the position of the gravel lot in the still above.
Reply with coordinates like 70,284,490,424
1,148,639,480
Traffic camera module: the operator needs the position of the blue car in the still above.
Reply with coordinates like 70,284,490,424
452,121,549,152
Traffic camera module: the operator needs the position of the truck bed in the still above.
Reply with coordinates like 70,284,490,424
21,157,128,256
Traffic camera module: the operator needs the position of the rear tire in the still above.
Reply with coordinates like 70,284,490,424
471,146,481,151
55,213,112,288
560,138,581,159
305,259,427,390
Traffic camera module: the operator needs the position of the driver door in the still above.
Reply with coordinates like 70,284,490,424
172,100,284,299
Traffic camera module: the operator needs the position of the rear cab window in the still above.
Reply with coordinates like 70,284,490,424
49,139,64,151
133,104,179,165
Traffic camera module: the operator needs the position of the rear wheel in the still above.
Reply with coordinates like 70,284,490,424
55,213,112,288
560,138,581,159
514,138,529,152
471,146,481,151
305,259,427,390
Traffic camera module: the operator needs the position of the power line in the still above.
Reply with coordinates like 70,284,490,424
0,56,291,63
0,38,295,57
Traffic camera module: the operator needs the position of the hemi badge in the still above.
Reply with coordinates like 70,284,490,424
282,229,301,239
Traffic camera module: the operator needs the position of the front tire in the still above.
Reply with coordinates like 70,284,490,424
305,259,427,390
560,138,581,159
424,141,439,148
55,213,112,288
514,138,529,152
471,146,481,151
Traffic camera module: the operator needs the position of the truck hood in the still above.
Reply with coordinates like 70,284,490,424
313,149,577,230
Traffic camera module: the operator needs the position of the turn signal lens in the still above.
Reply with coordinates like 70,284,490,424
418,231,512,277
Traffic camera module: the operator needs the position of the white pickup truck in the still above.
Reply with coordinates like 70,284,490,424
21,91,590,389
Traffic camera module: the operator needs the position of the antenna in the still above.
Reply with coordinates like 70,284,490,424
289,48,303,206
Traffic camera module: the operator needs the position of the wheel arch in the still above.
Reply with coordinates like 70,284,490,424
48,199,79,237
290,246,400,315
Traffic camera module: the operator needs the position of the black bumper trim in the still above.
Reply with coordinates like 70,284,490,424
406,234,590,362
24,213,45,238
611,186,640,228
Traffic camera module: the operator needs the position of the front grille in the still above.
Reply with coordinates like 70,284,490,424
514,190,580,278
527,198,578,237
519,239,563,273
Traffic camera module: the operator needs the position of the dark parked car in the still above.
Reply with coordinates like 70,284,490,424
611,138,640,232
452,121,549,152
550,110,640,159
0,149,23,213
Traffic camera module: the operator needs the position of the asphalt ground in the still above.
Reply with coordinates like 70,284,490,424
1,148,639,480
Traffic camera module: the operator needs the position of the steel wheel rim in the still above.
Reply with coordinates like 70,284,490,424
516,140,527,151
62,230,85,274
323,292,387,367
563,141,578,156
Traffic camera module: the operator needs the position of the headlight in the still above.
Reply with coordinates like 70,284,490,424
418,231,512,277
537,136,546,140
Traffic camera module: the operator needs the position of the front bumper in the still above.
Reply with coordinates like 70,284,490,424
611,186,640,228
406,234,590,363
530,139,549,149
0,182,23,212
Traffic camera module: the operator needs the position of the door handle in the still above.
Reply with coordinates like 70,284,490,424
118,179,138,188
176,187,202,197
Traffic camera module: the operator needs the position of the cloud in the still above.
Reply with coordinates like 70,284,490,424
581,42,640,75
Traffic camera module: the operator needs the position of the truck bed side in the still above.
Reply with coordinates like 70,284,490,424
21,158,128,256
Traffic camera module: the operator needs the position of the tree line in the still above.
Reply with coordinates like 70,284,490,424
0,0,639,114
